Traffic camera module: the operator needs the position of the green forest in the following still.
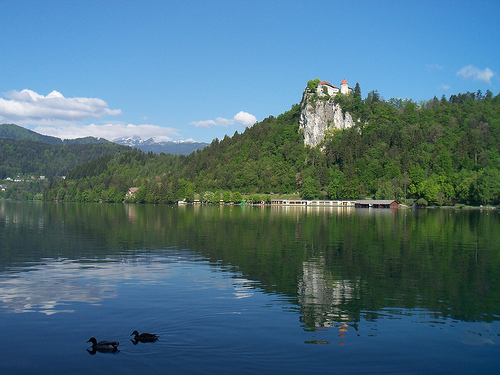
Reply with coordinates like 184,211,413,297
0,136,128,200
5,83,500,206
0,139,128,180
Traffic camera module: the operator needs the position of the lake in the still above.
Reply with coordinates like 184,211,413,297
0,201,499,374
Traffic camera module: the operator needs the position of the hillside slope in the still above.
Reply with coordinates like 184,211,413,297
0,138,129,179
0,123,64,144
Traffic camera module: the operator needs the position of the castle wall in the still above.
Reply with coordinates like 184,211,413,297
317,83,339,97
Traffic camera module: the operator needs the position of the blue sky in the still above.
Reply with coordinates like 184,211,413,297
0,0,498,143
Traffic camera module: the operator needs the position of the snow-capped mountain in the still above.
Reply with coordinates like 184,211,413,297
112,136,208,155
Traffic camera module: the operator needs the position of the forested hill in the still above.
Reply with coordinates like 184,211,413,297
0,123,131,181
44,87,500,206
43,106,304,203
0,123,64,144
0,138,129,180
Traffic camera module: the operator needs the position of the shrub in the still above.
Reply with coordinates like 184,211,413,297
417,198,428,206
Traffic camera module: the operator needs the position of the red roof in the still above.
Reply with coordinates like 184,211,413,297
319,81,338,88
341,78,348,85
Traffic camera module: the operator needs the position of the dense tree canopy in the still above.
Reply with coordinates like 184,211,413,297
11,87,500,206
0,138,128,180
331,88,500,205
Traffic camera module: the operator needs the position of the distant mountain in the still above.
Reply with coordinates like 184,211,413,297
0,123,111,145
62,136,112,145
0,123,208,154
113,136,208,155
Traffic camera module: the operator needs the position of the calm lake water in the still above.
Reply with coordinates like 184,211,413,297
0,201,499,374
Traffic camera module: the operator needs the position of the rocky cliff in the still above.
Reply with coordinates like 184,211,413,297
298,91,354,148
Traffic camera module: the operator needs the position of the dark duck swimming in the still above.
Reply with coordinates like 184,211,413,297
130,330,159,343
86,337,119,354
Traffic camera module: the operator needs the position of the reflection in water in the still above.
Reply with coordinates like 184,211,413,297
0,201,499,324
269,205,355,218
0,251,259,315
0,253,179,314
298,257,360,346
1,202,500,318
86,347,119,355
0,202,499,373
0,258,116,314
298,257,359,327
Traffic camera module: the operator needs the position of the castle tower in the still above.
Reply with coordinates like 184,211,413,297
340,78,349,95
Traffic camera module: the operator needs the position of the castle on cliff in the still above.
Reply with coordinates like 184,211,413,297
317,79,352,96
299,78,355,148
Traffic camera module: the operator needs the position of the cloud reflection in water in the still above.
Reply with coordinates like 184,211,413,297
0,251,258,315
0,254,176,315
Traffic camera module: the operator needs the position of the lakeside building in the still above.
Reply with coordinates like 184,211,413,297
271,199,398,208
271,200,356,207
175,199,399,208
354,200,399,209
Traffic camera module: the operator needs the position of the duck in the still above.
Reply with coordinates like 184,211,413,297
130,330,159,343
87,337,119,353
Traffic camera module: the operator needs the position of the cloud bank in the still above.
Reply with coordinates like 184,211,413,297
0,89,181,141
190,111,257,128
456,65,496,84
0,89,121,125
0,89,258,142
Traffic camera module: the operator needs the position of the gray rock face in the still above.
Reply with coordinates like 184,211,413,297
299,93,354,148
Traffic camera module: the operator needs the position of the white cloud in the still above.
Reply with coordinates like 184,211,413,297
0,88,183,142
456,65,496,84
190,111,257,128
33,122,180,141
440,84,451,90
234,111,257,127
0,89,121,125
189,119,218,128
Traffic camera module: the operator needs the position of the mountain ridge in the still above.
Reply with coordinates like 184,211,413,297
0,123,111,145
0,123,208,155
112,136,208,155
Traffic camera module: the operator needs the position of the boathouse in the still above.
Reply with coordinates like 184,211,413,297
354,200,398,208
